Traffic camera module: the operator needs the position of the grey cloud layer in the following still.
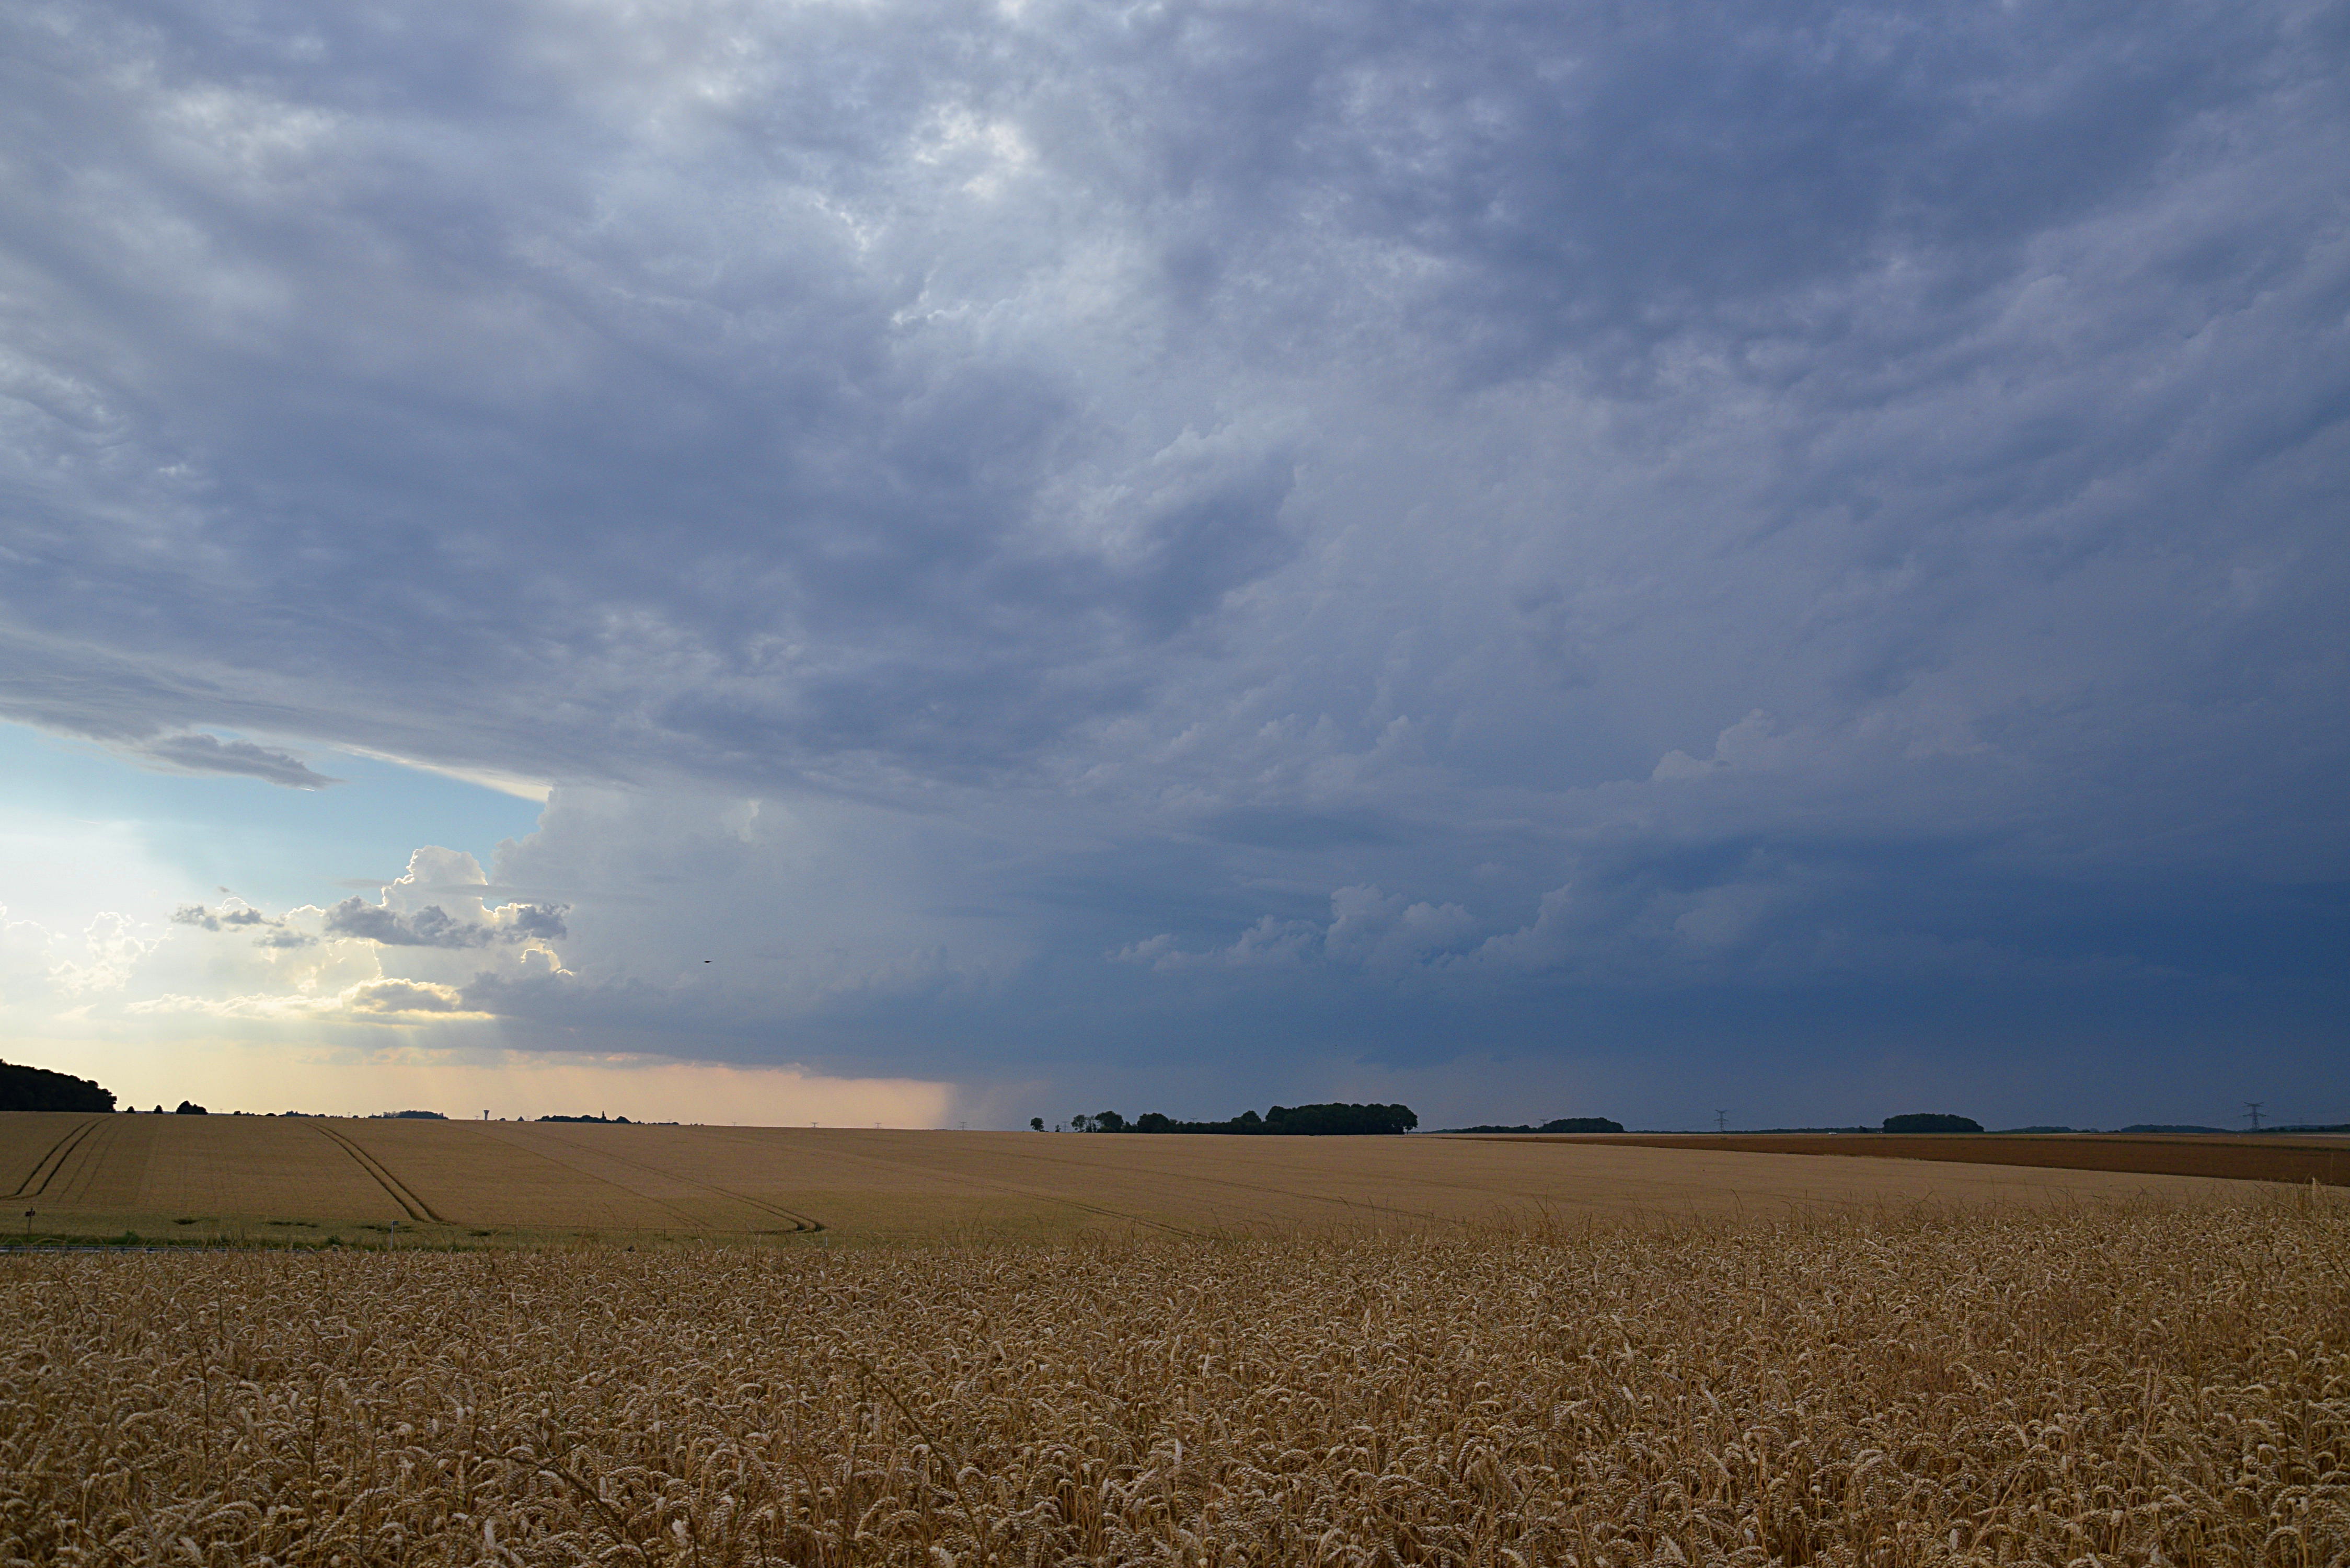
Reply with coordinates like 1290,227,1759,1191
2,0,2344,1118
137,733,339,788
322,897,566,949
170,900,318,950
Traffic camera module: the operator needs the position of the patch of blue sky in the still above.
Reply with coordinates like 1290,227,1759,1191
0,722,544,922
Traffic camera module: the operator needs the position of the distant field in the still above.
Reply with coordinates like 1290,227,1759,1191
0,1112,2296,1246
1468,1131,2350,1185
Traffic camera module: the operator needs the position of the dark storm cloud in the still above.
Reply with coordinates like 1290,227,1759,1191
2,0,2345,1120
0,0,1313,786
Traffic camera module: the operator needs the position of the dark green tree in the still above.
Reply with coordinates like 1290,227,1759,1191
0,1060,115,1113
1883,1113,1983,1134
1115,1102,1418,1135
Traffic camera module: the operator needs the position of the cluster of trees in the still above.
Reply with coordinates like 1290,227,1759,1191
1043,1102,1419,1136
2,1059,213,1115
1442,1117,1624,1134
538,1113,631,1123
0,1060,115,1113
1882,1114,1983,1134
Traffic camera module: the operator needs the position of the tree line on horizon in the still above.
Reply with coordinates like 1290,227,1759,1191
7,1057,2342,1134
1437,1117,1626,1134
1043,1102,1420,1136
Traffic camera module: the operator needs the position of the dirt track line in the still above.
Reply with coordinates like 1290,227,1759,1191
526,1127,825,1232
9,1115,104,1199
40,1116,132,1207
479,1127,731,1230
313,1124,443,1222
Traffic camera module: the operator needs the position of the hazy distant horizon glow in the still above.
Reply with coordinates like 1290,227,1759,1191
1,0,2344,1129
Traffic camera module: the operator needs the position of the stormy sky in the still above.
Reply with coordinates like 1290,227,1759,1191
2,0,2344,1128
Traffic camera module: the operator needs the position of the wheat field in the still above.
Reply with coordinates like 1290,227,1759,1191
3,1193,2343,1565
1,1113,2286,1246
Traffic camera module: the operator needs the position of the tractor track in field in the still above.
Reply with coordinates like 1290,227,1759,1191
314,1124,444,1222
8,1115,106,1200
480,1126,771,1232
517,1127,826,1232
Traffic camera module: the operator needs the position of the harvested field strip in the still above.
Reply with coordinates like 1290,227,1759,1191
1,1195,2342,1566
525,1127,825,1231
313,1123,442,1222
3,1115,99,1198
1499,1131,2350,1185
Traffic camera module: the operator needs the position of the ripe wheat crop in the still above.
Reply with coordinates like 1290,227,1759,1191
3,1114,2277,1247
3,1195,2343,1565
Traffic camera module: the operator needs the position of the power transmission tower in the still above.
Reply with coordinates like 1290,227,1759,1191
1715,1110,1729,1134
2243,1101,2264,1131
